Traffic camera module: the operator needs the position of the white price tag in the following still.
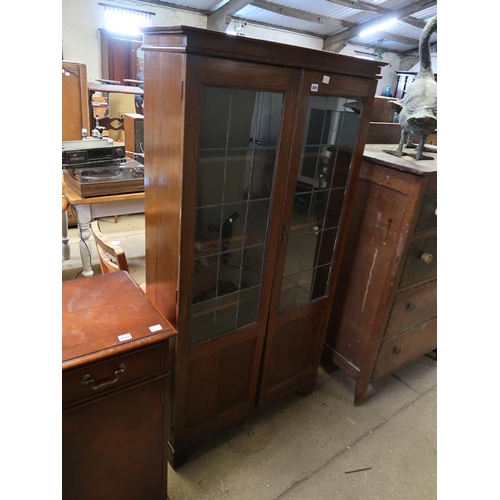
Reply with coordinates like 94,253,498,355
149,324,163,332
118,333,132,342
311,83,319,92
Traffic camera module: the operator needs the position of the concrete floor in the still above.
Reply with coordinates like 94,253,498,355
62,213,437,500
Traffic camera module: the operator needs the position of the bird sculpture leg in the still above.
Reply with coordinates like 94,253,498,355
405,133,417,149
411,134,435,160
383,129,409,158
416,135,427,160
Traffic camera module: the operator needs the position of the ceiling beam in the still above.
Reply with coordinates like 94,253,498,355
369,31,419,47
324,0,436,28
251,0,355,29
323,0,436,51
207,0,253,32
323,0,381,13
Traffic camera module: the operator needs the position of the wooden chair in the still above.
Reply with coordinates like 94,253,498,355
90,220,146,292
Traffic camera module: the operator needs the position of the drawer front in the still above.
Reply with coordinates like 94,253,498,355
399,234,437,288
373,318,437,380
414,191,437,234
386,280,437,337
63,344,165,407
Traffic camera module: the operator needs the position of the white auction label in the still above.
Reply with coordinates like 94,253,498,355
118,333,132,342
149,324,163,332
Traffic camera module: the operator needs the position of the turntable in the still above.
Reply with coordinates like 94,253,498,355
63,158,145,197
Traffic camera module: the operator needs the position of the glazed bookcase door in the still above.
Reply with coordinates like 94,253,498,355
259,70,372,404
174,56,300,444
191,87,284,345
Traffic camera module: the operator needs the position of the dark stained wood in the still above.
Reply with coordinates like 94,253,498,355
366,122,402,144
263,308,323,398
323,144,437,405
142,26,384,467
141,25,385,79
62,272,177,500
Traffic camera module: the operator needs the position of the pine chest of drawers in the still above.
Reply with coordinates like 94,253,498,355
323,144,437,404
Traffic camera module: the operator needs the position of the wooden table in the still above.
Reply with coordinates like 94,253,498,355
63,178,145,277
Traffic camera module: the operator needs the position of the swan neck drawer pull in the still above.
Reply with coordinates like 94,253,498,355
80,363,127,390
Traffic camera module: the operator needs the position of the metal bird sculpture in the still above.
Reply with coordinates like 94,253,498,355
387,15,437,160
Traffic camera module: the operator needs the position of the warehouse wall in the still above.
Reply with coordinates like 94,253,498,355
61,0,402,94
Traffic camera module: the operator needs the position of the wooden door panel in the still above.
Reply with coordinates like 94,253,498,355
263,309,324,399
63,381,165,500
100,29,142,82
184,337,256,432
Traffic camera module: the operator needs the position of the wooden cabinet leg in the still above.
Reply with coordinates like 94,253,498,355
295,378,315,396
168,442,194,470
354,380,372,406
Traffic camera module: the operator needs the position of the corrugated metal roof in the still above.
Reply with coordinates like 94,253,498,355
136,0,437,53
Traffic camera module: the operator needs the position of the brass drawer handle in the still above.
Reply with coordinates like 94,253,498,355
420,252,433,264
80,363,127,390
392,346,402,355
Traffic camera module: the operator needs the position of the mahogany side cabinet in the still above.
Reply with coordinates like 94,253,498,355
141,25,385,467
323,144,437,405
62,271,177,500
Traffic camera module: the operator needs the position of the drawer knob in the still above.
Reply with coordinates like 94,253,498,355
80,363,127,391
406,302,416,311
420,252,433,264
393,346,402,355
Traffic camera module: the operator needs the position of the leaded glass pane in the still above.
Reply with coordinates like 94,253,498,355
191,86,284,344
278,95,363,313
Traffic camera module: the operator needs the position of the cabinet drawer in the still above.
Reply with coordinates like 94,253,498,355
373,318,437,380
62,344,165,407
414,191,437,234
399,234,437,288
386,280,437,337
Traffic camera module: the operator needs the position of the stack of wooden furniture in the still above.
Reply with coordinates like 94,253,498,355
140,25,384,467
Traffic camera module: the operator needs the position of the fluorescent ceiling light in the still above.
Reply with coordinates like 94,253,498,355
359,18,398,38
